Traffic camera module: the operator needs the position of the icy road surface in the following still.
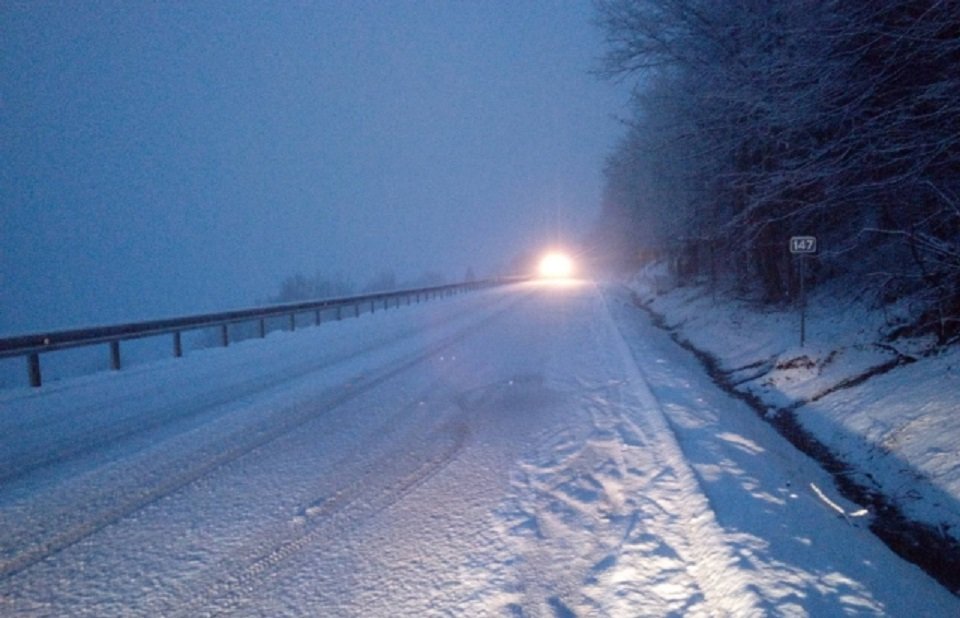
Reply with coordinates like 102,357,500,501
0,281,955,617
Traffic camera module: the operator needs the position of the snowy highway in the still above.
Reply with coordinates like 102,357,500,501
0,281,956,616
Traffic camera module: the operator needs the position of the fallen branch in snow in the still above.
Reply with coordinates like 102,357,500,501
810,482,870,525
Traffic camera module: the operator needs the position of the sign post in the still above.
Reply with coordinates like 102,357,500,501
789,236,817,347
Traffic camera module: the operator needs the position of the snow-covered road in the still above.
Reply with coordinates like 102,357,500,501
0,281,955,616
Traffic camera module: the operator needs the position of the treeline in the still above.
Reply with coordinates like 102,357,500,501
589,0,960,340
267,269,451,305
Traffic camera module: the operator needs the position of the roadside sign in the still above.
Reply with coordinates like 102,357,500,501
789,236,817,347
790,236,817,254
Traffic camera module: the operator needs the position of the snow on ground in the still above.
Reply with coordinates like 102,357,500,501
627,263,960,554
0,281,956,616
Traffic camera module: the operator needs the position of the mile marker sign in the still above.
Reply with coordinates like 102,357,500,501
789,236,817,347
790,236,817,254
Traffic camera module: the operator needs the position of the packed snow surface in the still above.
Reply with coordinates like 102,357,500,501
0,281,955,616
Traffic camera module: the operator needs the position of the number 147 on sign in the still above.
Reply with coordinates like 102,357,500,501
790,236,817,254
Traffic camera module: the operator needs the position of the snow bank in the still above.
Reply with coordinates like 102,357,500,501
626,263,960,547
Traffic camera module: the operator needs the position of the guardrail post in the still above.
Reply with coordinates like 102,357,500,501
109,341,121,370
370,299,375,314
289,314,296,331
315,309,321,326
355,304,360,318
336,306,342,321
173,331,182,358
220,324,229,347
258,318,266,338
27,353,41,388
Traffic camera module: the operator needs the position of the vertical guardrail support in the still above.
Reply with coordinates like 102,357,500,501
220,324,229,347
315,310,321,326
27,353,41,388
289,314,296,331
173,331,183,358
258,318,266,338
355,304,360,318
336,306,342,321
109,341,121,371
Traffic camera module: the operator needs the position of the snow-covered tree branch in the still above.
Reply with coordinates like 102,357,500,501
591,0,960,339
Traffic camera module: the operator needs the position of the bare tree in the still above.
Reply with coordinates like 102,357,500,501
593,0,960,331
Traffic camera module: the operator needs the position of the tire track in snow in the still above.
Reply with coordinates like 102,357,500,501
597,291,765,616
175,420,470,617
493,379,712,616
481,286,764,616
0,296,522,582
0,290,513,487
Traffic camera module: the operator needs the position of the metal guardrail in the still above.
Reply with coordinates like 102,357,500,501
0,277,528,388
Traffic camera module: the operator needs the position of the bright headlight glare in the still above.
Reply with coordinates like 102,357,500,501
538,252,574,278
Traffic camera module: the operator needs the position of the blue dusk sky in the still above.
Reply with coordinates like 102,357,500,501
1,1,625,334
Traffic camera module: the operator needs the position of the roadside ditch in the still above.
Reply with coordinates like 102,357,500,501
629,291,960,596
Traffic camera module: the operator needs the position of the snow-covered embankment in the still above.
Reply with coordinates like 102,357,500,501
624,264,960,592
